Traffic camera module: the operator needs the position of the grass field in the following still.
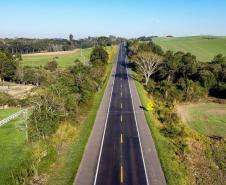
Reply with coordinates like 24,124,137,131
153,36,226,62
22,48,92,68
177,103,226,137
0,112,28,184
0,108,20,120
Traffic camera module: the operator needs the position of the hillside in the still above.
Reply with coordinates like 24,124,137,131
153,36,226,62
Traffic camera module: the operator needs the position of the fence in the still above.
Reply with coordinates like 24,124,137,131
0,109,28,127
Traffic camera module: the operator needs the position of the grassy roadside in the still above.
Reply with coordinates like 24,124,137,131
134,80,188,185
46,45,118,185
0,117,28,184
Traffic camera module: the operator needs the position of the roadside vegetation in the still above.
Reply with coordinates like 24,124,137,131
128,40,226,185
0,117,28,184
0,39,118,184
153,36,226,62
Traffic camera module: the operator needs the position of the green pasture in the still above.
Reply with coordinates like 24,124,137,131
22,48,92,68
183,103,226,137
153,36,226,62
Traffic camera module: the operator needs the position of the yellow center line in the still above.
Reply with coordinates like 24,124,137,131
120,134,123,144
120,165,124,183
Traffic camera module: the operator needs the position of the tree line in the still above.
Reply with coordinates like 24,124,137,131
0,35,125,55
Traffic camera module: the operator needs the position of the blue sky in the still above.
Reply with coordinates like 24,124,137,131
0,0,226,38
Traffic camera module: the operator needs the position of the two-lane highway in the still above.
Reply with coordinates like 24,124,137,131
94,45,148,185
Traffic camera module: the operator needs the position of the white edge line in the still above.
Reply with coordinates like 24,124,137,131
93,46,119,185
125,54,150,185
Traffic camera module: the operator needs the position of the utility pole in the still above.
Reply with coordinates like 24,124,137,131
80,43,83,57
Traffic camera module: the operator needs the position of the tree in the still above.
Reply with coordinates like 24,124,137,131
69,34,74,46
97,37,111,46
159,80,173,99
28,89,62,141
90,46,109,64
211,54,226,64
134,52,162,86
178,53,198,78
160,51,180,81
198,70,216,89
0,51,18,82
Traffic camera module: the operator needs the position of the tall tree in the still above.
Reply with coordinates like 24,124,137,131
69,34,74,46
134,52,162,86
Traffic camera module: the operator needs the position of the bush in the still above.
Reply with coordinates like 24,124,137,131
44,59,58,72
28,89,62,142
0,92,17,107
211,140,226,172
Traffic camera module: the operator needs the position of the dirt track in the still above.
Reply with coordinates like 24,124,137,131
22,49,79,57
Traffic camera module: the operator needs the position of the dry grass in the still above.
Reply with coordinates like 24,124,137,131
22,49,79,57
0,82,34,98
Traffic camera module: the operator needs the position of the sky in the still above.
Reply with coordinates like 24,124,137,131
0,0,226,39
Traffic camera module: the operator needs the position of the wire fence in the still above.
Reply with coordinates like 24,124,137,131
0,109,28,127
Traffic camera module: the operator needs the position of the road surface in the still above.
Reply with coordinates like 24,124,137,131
94,45,148,185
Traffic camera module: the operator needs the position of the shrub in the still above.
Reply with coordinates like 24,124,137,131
44,59,58,72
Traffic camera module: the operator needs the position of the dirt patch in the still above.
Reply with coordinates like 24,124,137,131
22,49,79,57
206,109,226,116
0,82,34,98
29,174,48,185
176,103,191,123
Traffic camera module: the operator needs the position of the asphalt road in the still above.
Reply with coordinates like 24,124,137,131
94,45,148,185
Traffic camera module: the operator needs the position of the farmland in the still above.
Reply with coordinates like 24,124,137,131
153,36,226,62
22,48,92,68
177,103,226,137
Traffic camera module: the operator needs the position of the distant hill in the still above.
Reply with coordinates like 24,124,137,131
153,36,226,62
